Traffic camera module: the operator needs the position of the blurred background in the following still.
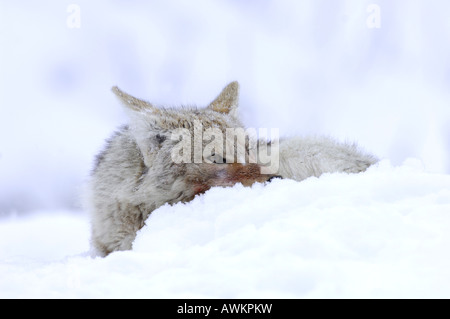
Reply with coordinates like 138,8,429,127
1,0,449,215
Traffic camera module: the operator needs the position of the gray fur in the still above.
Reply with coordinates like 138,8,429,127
276,136,378,181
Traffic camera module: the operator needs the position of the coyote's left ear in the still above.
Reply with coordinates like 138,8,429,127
111,86,162,167
208,81,239,118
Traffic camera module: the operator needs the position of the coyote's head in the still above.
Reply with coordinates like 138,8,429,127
112,82,279,203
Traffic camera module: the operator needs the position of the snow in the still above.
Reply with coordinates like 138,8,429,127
1,160,450,298
1,0,450,299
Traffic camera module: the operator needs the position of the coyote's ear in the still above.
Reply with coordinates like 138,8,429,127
208,81,239,117
112,86,162,167
112,86,160,114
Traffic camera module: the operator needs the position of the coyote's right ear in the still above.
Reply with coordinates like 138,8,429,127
208,81,239,118
112,86,159,114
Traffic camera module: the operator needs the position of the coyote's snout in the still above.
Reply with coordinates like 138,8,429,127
87,82,277,256
190,163,274,191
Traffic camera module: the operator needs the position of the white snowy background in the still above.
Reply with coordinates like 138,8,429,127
0,0,449,298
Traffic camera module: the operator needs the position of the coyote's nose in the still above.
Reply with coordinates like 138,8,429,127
267,175,283,183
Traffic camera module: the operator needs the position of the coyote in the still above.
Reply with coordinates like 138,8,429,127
87,81,376,256
87,82,279,256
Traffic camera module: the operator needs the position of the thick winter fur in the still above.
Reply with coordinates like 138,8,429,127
87,81,377,256
275,136,377,181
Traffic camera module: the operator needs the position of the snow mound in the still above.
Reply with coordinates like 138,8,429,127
1,159,450,298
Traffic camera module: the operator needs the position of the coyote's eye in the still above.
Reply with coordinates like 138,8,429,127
207,153,226,164
155,134,166,144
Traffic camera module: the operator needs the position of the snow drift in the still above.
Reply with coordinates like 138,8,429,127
1,159,449,298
